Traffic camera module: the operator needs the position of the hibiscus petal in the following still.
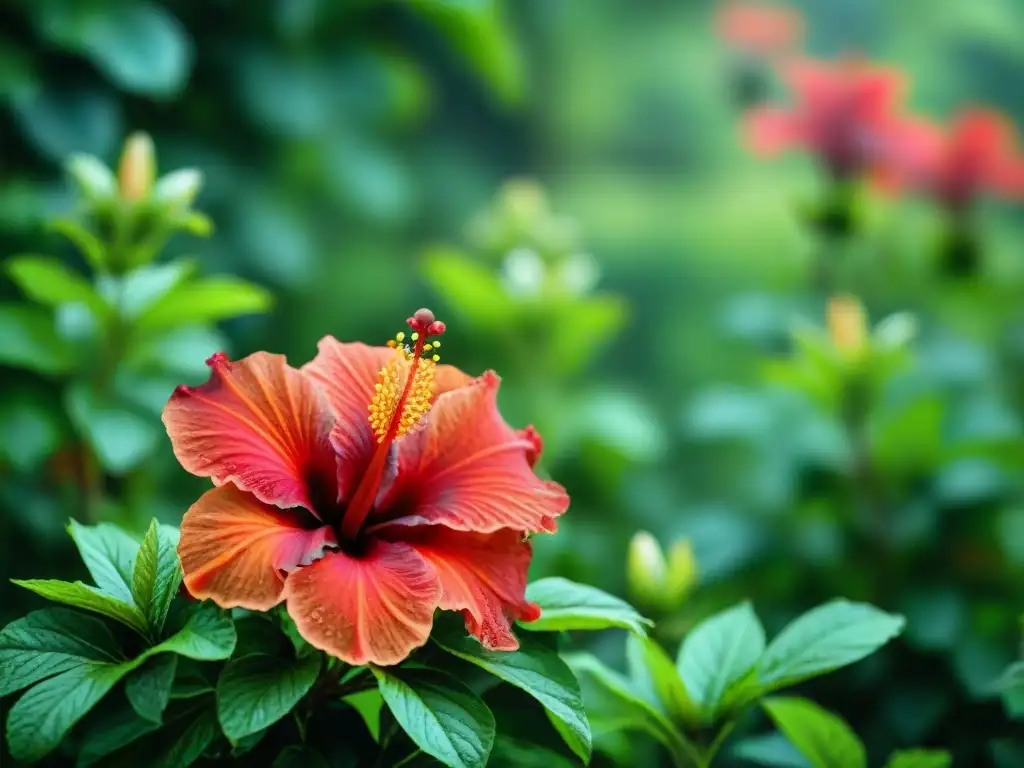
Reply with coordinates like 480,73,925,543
179,484,337,610
742,107,805,156
283,541,440,666
303,339,392,500
163,352,335,512
395,527,540,651
373,371,569,534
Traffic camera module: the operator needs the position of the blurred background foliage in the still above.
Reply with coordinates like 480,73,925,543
1,0,1023,765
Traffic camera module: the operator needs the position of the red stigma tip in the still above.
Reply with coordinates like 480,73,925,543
406,308,445,337
205,351,229,368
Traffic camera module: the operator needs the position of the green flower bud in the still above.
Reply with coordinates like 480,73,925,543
627,531,698,614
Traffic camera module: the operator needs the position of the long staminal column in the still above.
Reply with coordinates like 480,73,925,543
337,309,445,541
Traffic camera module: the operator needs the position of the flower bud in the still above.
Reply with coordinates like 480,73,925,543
627,531,668,610
117,132,156,202
665,540,698,608
827,295,867,358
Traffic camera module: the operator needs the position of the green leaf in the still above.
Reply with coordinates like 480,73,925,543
77,703,161,767
67,153,117,202
104,260,196,320
6,255,108,317
490,735,579,768
434,629,591,763
136,276,273,332
523,577,653,635
216,652,321,740
6,662,134,764
273,745,332,768
132,520,182,634
71,3,193,98
871,396,945,478
50,218,107,271
627,634,699,725
884,750,953,768
421,249,512,332
0,608,123,697
68,520,139,605
756,600,904,692
565,652,692,767
762,697,867,768
345,688,384,742
731,732,814,768
150,697,221,768
677,601,766,715
373,666,495,768
154,603,237,661
0,302,77,374
65,382,161,473
126,654,177,723
996,661,1024,718
11,579,148,635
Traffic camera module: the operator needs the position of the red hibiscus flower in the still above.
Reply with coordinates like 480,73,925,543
715,1,804,59
878,109,1024,211
744,58,906,178
163,309,568,666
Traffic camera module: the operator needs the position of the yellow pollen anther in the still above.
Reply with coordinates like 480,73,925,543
411,332,419,341
367,349,437,443
396,331,405,342
431,340,440,348
432,354,440,362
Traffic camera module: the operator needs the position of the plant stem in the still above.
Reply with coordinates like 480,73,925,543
697,720,737,768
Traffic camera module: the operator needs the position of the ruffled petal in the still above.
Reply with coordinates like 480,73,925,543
393,527,540,651
372,371,569,534
179,484,337,610
283,541,440,666
163,352,335,512
302,339,393,501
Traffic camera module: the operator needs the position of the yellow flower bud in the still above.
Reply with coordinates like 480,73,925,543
118,132,156,202
628,531,698,614
827,295,867,357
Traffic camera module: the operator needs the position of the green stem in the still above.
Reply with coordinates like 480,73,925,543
697,721,737,768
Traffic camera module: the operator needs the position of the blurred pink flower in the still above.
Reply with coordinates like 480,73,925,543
715,1,804,58
879,109,1024,210
744,58,907,179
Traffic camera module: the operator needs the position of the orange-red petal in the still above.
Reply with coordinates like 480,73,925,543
372,371,569,534
163,352,335,513
395,527,540,651
743,106,805,156
283,541,441,666
179,484,337,610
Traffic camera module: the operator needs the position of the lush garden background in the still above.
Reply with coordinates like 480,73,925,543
1,0,1022,765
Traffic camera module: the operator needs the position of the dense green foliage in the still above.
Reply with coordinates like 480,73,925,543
1,0,1023,766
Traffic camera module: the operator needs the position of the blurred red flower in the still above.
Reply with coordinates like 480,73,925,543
744,58,907,178
715,1,804,58
163,309,568,666
879,109,1024,210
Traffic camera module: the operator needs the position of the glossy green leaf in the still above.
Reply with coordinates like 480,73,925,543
216,652,321,740
11,579,148,635
154,603,237,661
677,601,766,715
126,654,178,724
884,750,953,768
627,634,699,725
523,577,652,635
136,276,273,332
67,520,139,605
5,662,134,764
132,521,182,634
373,666,495,768
5,255,107,317
762,697,866,768
0,302,77,374
434,629,591,763
756,601,904,691
77,703,162,767
0,608,122,697
565,652,692,767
